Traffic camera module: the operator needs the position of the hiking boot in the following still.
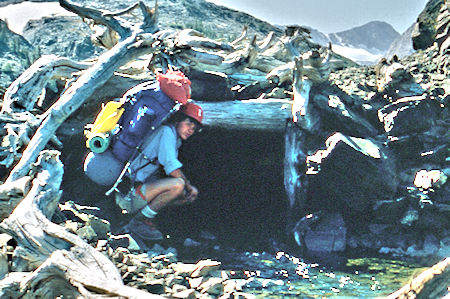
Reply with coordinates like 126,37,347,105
124,213,163,241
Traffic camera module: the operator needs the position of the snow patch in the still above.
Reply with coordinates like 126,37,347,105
332,45,383,65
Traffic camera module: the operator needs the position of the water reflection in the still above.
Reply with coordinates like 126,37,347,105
219,250,428,298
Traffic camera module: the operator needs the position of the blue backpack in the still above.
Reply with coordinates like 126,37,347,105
110,81,177,163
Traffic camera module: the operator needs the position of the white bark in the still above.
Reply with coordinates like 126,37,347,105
5,31,157,183
0,150,163,298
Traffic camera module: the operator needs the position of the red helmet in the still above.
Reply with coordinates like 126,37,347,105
180,102,203,125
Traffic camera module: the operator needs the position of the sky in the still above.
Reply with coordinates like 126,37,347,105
206,0,429,34
0,0,429,35
0,2,75,34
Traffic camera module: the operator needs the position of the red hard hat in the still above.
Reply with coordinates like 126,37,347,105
180,102,203,125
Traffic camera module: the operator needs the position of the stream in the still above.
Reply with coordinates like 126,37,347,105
204,249,429,298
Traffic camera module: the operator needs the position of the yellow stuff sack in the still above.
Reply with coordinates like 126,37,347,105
85,101,124,152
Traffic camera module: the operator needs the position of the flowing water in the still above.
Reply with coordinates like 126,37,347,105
214,250,429,298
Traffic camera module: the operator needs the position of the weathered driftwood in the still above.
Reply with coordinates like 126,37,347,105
175,29,233,52
0,111,65,172
179,48,225,66
23,250,163,298
0,150,162,297
60,0,135,38
85,0,154,49
269,42,332,87
177,31,277,75
1,119,34,168
0,176,31,221
230,25,248,47
198,99,291,131
386,258,450,299
291,58,311,126
284,121,309,232
1,55,91,114
282,28,332,127
5,0,161,184
250,55,286,74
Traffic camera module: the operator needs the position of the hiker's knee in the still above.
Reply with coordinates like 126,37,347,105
171,178,185,196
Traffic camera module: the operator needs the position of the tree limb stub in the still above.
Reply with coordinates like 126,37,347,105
140,0,159,30
6,31,157,183
59,0,131,38
230,25,248,47
257,31,275,52
103,2,141,17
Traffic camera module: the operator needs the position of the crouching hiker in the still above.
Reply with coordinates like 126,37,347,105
84,102,203,241
83,70,203,241
123,102,203,240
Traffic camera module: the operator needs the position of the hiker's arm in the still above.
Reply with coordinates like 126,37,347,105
169,168,198,202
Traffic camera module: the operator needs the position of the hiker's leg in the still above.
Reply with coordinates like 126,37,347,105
142,177,185,212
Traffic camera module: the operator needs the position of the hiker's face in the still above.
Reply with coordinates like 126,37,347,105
176,118,198,140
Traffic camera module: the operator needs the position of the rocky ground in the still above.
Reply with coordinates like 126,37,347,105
294,41,449,259
49,200,271,298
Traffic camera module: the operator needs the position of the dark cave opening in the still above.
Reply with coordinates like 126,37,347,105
60,126,289,250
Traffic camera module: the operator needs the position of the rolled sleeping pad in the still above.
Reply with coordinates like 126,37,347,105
84,151,124,186
88,132,110,153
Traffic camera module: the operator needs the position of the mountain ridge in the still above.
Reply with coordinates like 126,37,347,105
0,0,414,71
305,21,402,65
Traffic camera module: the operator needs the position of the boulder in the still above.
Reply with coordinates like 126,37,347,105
312,92,379,137
22,16,103,60
372,198,408,224
378,95,441,136
306,132,398,214
0,19,39,90
412,0,446,50
293,212,347,253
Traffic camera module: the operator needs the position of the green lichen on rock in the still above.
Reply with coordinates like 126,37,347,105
412,0,445,50
0,19,39,94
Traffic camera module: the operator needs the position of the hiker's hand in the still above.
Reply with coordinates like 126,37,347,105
185,185,198,202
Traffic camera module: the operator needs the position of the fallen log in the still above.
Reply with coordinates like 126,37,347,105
386,258,450,299
0,150,162,298
198,99,292,131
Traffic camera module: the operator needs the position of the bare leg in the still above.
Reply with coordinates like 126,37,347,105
142,177,185,212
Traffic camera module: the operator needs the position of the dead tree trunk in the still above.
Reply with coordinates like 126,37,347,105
284,121,309,233
0,150,162,297
282,29,331,232
5,0,160,184
0,1,164,295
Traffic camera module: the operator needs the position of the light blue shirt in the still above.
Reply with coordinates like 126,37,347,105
129,124,182,183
